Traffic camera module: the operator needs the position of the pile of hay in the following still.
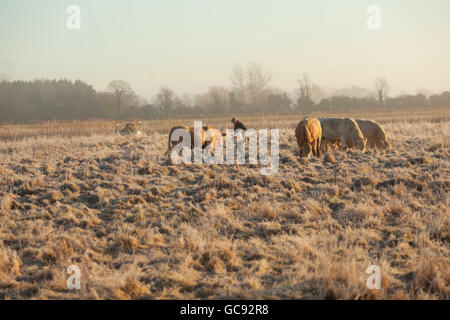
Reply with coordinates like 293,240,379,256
118,123,138,136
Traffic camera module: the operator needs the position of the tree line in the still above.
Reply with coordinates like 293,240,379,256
0,64,449,123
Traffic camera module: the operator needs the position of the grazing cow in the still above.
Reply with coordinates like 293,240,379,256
166,126,202,155
355,119,391,150
319,117,366,152
295,117,322,157
166,125,223,155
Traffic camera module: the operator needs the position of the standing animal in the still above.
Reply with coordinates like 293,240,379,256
319,118,366,152
166,125,223,155
295,117,322,157
166,126,202,155
354,119,391,150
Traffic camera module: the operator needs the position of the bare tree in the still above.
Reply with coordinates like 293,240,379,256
230,62,271,109
107,80,134,118
246,62,271,95
374,78,389,104
156,86,177,117
298,73,311,98
195,86,230,114
230,64,246,101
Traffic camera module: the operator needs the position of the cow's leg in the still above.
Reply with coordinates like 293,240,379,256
300,144,311,157
210,140,217,156
316,137,321,157
321,138,327,153
340,136,348,150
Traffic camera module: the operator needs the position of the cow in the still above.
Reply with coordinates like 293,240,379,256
318,117,366,152
166,125,223,156
166,126,201,155
354,119,391,150
295,117,322,157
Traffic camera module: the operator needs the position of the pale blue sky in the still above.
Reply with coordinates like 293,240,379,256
1,0,449,100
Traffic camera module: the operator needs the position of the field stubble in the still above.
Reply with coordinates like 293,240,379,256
0,111,449,299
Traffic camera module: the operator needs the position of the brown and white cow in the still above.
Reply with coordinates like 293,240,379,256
166,125,222,156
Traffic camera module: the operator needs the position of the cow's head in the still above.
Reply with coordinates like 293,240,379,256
349,134,366,152
356,137,367,152
300,143,312,157
382,139,392,150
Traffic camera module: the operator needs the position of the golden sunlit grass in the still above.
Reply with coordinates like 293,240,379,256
1,108,448,142
0,110,449,299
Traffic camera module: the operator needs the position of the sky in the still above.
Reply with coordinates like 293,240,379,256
0,0,449,100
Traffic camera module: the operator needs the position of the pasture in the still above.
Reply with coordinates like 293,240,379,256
0,109,449,299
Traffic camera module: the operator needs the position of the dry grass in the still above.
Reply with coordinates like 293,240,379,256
0,110,449,299
1,108,448,142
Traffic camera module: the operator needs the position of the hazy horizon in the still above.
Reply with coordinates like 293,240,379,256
1,0,449,100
